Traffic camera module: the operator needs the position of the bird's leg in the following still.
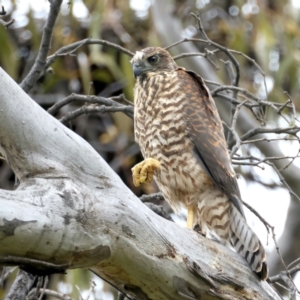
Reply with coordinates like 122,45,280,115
131,158,160,187
187,206,195,229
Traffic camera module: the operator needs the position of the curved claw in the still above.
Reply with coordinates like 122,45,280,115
131,158,161,187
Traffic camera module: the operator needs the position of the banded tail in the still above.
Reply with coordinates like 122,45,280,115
230,206,268,280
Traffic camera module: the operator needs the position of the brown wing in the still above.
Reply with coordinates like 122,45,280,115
176,68,245,218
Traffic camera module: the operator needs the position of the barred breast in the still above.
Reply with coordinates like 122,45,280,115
134,71,212,212
132,47,268,280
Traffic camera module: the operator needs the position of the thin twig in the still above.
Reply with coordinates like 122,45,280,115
240,126,300,142
27,276,44,299
0,255,69,272
20,0,63,92
0,5,6,15
173,52,206,60
38,276,48,300
277,99,291,115
242,200,299,293
242,201,270,235
29,288,74,300
270,162,300,203
47,93,133,117
229,49,269,104
241,137,299,144
229,100,248,157
0,18,15,29
44,38,134,73
283,91,300,122
217,93,293,110
0,5,14,28
211,85,260,102
60,104,133,124
287,257,300,270
165,36,240,87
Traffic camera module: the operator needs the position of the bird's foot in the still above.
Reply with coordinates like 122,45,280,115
131,158,160,187
186,206,195,229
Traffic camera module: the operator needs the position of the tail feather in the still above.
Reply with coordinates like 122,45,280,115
230,206,268,280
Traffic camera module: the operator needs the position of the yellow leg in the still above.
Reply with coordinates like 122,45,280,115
131,158,160,187
187,206,195,229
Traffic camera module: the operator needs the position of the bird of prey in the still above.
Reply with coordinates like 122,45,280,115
130,47,268,280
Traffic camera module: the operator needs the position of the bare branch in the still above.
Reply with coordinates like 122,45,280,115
0,5,14,29
211,85,260,102
29,288,73,300
229,49,269,103
0,5,6,15
47,93,132,116
283,91,299,122
20,0,63,92
229,100,248,157
241,137,299,144
165,36,240,87
27,276,44,300
270,162,300,203
0,18,14,29
173,52,206,60
242,199,299,294
0,256,69,273
287,258,300,270
277,99,292,115
38,276,48,300
44,38,134,72
59,104,133,124
240,126,300,142
242,201,270,234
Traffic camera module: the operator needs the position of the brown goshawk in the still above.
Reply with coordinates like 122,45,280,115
130,47,268,280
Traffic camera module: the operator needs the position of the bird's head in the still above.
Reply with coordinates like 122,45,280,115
130,47,177,78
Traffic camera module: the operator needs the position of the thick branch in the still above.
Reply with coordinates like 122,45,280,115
0,68,281,299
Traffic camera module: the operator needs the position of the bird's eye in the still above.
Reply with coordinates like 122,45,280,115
147,55,158,64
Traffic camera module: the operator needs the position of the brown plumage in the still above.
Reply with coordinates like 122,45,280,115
131,47,268,280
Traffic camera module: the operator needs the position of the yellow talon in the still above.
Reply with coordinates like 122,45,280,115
131,158,160,187
187,206,195,229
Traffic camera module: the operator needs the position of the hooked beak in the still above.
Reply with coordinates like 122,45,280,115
132,62,146,78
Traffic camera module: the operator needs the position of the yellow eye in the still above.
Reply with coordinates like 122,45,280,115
147,55,158,64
